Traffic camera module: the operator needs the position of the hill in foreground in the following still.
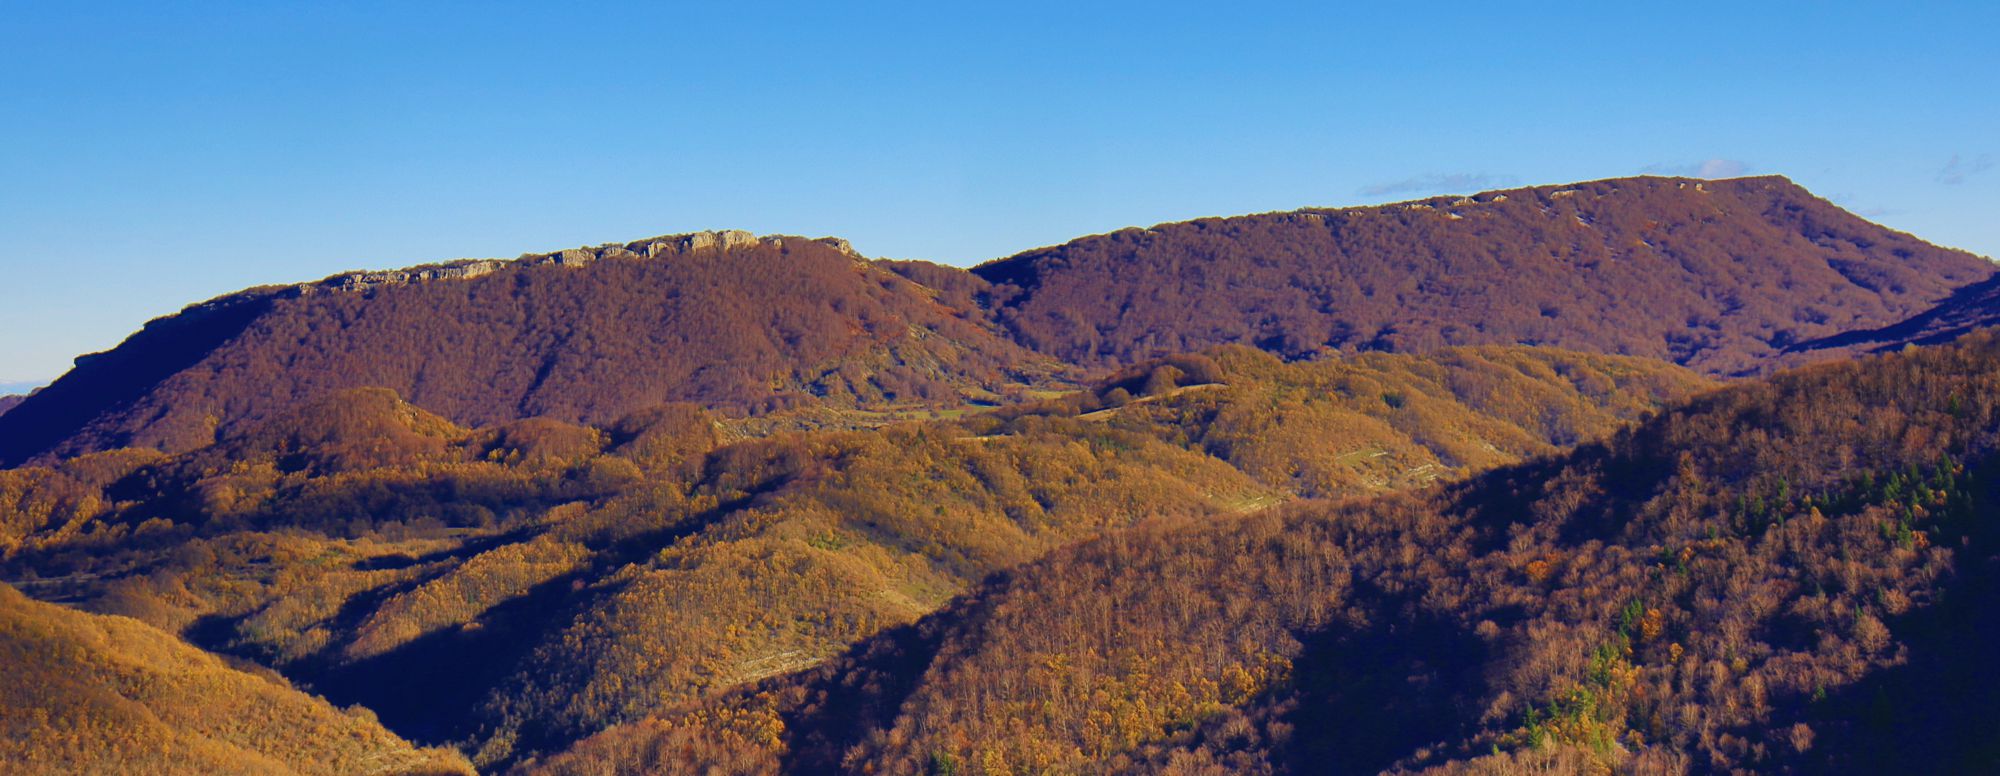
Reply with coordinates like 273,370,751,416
973,175,1993,376
0,345,1706,769
0,582,470,775
535,332,2000,774
0,232,1066,466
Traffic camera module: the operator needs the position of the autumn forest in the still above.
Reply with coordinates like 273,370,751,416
5,175,2000,775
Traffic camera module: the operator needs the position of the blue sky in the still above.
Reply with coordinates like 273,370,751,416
2,1,1996,385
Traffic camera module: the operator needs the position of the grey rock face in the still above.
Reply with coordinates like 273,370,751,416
816,237,859,257
277,229,856,298
674,229,759,253
301,259,505,295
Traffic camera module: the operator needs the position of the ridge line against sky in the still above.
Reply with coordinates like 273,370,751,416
2,1,1996,385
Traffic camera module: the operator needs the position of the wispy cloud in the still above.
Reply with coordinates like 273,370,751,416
1827,192,1900,219
1358,173,1518,198
1937,154,1994,185
1641,158,1752,178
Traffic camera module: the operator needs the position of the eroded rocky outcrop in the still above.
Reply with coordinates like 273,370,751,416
292,230,854,296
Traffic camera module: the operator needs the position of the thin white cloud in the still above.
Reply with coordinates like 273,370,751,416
1937,154,1994,185
1827,191,1900,219
1641,158,1753,178
1699,159,1749,178
1358,173,1518,197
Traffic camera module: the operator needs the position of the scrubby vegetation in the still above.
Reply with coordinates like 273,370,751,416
530,332,2000,775
0,346,1695,770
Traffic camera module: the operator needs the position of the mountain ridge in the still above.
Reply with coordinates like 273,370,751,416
0,233,1066,466
4,174,1992,472
181,229,859,306
972,174,1993,374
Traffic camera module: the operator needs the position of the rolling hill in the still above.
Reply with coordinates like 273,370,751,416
0,581,471,775
0,345,1706,769
533,330,2000,775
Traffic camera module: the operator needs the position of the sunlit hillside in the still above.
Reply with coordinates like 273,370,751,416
0,582,472,775
534,331,2000,775
0,345,1703,768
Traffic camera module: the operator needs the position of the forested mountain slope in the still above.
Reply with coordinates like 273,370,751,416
4,176,1986,470
535,332,2000,775
0,582,472,775
0,346,1703,769
972,175,1993,376
0,232,1066,466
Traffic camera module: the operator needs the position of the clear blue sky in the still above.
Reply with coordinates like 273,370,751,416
2,1,1996,385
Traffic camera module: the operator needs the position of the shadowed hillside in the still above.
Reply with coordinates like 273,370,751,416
1785,272,2000,362
0,582,472,775
973,175,1993,376
532,332,2000,774
0,232,1067,466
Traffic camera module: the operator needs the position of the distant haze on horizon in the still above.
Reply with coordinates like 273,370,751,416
2,1,1995,384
